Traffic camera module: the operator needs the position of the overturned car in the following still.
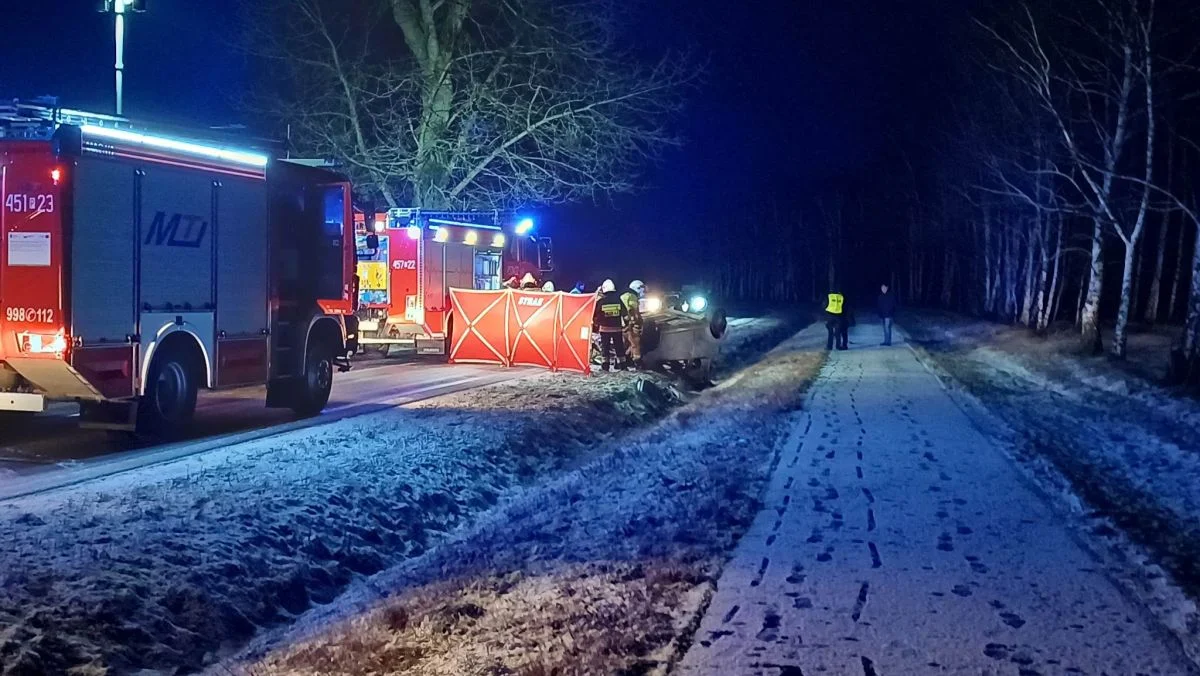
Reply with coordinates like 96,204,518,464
641,302,728,383
592,287,728,383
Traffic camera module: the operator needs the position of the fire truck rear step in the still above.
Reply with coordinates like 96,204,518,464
0,393,45,413
3,358,105,401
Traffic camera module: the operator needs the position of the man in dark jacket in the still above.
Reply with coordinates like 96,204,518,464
593,279,628,371
877,283,897,346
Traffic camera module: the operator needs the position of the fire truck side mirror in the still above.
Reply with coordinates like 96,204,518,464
537,237,555,273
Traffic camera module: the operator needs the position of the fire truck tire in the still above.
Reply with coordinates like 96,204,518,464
292,339,335,417
138,347,200,435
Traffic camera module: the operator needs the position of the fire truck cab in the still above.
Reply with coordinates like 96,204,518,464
354,208,552,355
0,101,359,434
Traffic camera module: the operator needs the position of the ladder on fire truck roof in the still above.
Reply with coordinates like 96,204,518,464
0,97,133,140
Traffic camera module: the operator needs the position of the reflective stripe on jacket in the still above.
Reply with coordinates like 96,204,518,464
594,290,628,332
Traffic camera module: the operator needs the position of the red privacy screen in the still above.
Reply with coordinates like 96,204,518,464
448,289,511,366
449,289,595,374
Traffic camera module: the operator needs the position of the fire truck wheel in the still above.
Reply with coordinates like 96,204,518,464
292,339,335,417
138,348,199,435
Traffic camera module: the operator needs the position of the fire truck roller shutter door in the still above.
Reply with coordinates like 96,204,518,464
139,164,215,313
214,175,269,387
71,158,137,345
424,240,445,310
70,158,139,399
445,241,474,293
138,164,218,388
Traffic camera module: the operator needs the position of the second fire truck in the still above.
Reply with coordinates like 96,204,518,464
354,209,553,355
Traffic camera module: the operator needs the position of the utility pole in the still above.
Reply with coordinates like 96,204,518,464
98,0,147,116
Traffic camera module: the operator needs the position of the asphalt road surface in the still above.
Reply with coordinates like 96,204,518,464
0,356,523,498
680,326,1198,675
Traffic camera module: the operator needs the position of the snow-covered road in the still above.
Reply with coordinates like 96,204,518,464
680,327,1198,675
0,359,522,485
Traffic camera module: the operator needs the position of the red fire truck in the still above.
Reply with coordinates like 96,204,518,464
0,101,359,433
354,208,553,355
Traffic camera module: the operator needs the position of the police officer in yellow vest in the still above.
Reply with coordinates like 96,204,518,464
825,292,848,351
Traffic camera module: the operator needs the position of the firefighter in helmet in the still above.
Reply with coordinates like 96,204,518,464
593,279,628,371
621,280,646,369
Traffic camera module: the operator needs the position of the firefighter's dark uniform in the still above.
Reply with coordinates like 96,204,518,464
594,290,629,370
620,290,643,366
825,293,848,351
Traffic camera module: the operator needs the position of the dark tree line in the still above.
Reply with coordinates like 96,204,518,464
892,0,1200,382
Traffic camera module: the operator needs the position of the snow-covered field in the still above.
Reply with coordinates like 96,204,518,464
0,312,807,675
906,312,1200,661
234,322,828,675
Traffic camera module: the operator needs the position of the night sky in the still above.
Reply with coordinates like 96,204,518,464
2,0,974,289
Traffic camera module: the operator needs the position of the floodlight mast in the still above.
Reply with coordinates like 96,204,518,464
99,0,146,116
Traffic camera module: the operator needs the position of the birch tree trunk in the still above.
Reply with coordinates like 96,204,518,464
1080,219,1106,352
1146,218,1168,323
1170,227,1200,384
941,250,955,308
1021,217,1039,326
1170,218,1188,321
1036,213,1059,332
1005,225,1020,321
1111,18,1156,360
1113,239,1141,357
983,209,996,315
1132,239,1145,319
1051,250,1068,327
1077,268,1088,329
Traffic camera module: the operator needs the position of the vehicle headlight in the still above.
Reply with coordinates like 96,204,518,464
643,296,663,314
689,296,708,313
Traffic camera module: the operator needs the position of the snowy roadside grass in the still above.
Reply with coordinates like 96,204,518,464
235,326,828,676
905,312,1200,663
0,376,675,676
0,314,804,676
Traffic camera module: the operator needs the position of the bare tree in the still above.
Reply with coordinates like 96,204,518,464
979,1,1157,354
1108,0,1157,357
247,0,696,209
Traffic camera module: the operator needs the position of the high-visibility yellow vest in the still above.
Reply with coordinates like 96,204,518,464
826,293,844,314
